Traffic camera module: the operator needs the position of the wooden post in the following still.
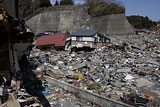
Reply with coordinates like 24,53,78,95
2,9,15,73
13,45,20,72
8,32,15,73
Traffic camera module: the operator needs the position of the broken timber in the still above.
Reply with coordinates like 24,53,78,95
0,8,20,74
0,93,21,107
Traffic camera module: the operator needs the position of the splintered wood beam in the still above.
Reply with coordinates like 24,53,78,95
8,33,14,73
1,9,11,33
1,93,21,107
13,44,20,72
0,9,14,73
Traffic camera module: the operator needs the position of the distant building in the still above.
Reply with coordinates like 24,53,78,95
135,29,146,35
71,29,110,48
157,24,160,28
35,34,71,51
156,29,160,34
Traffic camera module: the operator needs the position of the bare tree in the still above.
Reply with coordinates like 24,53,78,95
18,0,51,19
18,0,31,18
39,0,52,7
84,0,101,9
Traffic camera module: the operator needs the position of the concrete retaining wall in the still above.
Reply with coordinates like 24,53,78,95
90,14,133,35
26,6,133,35
46,76,132,107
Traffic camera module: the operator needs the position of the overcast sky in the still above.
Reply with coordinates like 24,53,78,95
50,0,160,21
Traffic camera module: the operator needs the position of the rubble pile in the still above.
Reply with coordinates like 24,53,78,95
30,34,160,106
41,80,97,107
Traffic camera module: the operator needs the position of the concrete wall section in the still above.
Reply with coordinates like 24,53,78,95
46,76,132,107
26,6,133,35
90,14,133,35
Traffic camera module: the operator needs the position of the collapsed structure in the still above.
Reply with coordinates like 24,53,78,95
0,1,51,106
71,29,110,49
31,31,160,106
36,33,71,51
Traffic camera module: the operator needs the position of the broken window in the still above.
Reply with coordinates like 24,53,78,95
76,37,83,41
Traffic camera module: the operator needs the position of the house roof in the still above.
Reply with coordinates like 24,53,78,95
72,30,98,37
36,33,48,38
156,29,160,33
35,34,66,47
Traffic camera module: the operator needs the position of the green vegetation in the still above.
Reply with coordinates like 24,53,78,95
88,82,101,90
127,15,157,29
128,92,139,98
60,0,74,5
86,0,125,17
66,31,71,35
24,0,126,21
23,0,74,21
39,0,52,7
54,0,59,6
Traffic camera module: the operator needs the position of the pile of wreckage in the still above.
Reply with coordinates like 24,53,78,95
1,6,159,106
28,32,160,106
0,8,50,107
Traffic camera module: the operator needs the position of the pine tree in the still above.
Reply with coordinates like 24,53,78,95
54,0,59,6
60,0,74,5
39,0,52,7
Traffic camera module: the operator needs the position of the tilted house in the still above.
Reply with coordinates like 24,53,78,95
71,29,110,48
35,34,71,50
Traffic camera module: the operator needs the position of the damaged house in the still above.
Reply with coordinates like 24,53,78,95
35,33,71,51
71,29,110,49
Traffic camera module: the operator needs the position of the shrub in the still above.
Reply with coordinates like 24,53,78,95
88,0,125,17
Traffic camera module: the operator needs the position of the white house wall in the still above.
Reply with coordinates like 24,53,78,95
72,37,94,42
72,37,76,41
83,37,94,41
